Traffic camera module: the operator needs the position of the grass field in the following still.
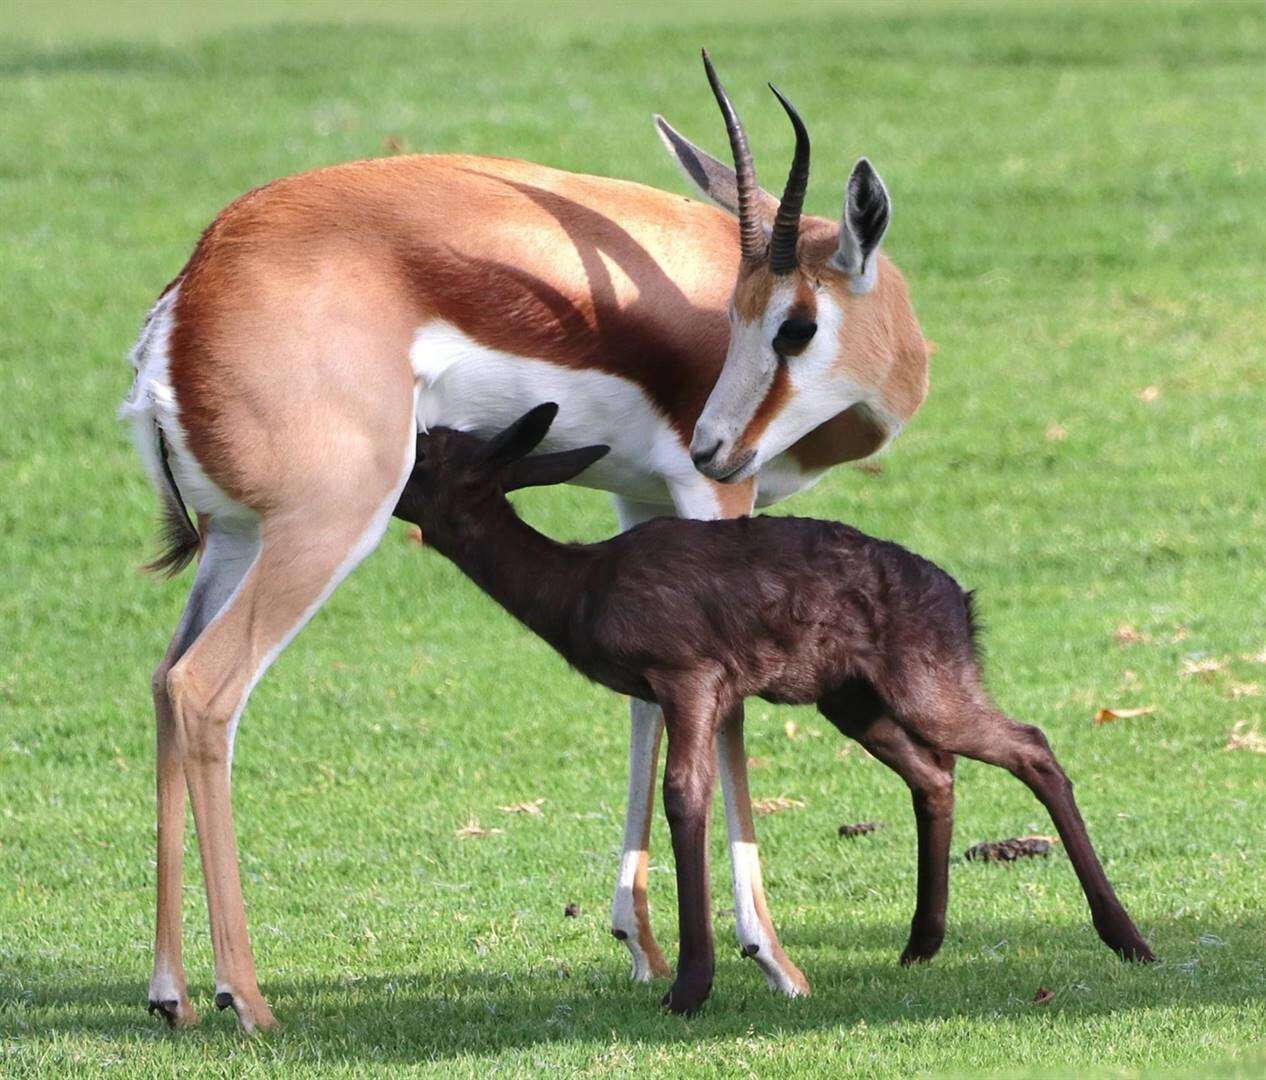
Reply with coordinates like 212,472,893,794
2,0,1265,1075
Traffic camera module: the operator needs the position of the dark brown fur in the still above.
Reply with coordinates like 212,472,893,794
394,405,1156,1015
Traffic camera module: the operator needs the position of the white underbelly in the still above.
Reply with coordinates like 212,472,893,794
409,319,825,512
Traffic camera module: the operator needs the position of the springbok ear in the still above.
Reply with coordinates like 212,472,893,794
653,115,779,221
833,158,890,293
480,402,559,466
504,444,610,492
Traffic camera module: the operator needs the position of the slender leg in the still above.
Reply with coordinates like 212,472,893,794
169,503,402,1031
664,479,810,998
654,674,724,1015
819,686,956,965
716,707,810,996
148,523,260,1028
609,496,675,981
610,699,673,980
924,699,1155,962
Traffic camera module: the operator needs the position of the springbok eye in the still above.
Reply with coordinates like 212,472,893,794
773,317,817,356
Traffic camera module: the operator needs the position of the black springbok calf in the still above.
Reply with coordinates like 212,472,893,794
394,403,1155,1014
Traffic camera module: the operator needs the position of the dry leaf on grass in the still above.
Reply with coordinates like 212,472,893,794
1224,721,1266,755
498,798,545,815
1094,705,1156,725
1045,423,1068,443
1229,683,1262,699
1137,385,1161,403
1242,647,1266,665
455,817,503,839
784,719,799,740
746,755,769,770
1033,987,1056,1006
1180,657,1225,680
404,525,423,546
1114,624,1145,645
753,795,805,815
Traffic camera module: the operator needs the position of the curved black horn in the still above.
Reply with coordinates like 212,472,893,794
767,83,811,275
701,49,764,261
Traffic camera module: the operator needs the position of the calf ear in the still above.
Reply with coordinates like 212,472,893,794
505,445,609,492
481,402,559,466
654,115,779,220
392,433,431,526
833,157,890,293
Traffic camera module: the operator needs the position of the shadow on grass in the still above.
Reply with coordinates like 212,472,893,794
5,915,1263,1063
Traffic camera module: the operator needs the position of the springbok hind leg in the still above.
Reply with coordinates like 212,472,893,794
149,523,260,1027
166,473,410,1032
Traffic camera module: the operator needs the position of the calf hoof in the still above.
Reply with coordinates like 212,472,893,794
147,996,199,1028
661,976,713,1016
900,933,944,967
1114,937,1157,964
215,988,279,1034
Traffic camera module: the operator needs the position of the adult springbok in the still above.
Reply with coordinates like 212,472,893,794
123,51,932,1031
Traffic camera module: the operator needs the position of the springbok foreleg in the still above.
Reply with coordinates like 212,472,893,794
609,498,674,979
716,708,810,996
611,700,674,980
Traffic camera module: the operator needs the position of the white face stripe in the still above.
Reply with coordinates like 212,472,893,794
693,280,877,482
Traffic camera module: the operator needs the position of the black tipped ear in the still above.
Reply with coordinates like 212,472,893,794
834,157,890,292
504,444,609,492
653,115,779,221
480,403,559,466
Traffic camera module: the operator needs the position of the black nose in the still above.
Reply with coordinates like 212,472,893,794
692,439,722,468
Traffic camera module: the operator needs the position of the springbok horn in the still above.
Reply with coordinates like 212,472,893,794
767,84,810,275
701,49,764,261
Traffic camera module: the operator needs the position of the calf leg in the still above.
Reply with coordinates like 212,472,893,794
922,698,1154,962
821,691,956,964
654,676,723,1015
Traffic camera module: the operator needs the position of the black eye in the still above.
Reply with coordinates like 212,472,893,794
774,317,817,356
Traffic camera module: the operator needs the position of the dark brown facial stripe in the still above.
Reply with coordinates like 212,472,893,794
737,361,793,452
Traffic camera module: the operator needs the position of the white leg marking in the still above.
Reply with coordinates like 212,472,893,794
716,690,807,997
608,496,673,981
611,698,665,982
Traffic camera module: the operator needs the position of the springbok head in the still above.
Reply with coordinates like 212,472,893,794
657,51,929,483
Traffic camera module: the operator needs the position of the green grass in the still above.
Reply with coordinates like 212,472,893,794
2,0,1265,1074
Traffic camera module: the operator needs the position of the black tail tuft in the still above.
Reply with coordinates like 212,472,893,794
963,589,984,662
141,424,200,578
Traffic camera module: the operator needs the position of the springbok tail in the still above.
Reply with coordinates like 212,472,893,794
142,420,200,578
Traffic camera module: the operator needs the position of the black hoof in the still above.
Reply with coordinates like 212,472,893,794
611,928,628,941
741,943,760,957
1115,940,1157,964
900,941,942,966
662,979,712,1016
147,998,181,1026
215,991,236,1012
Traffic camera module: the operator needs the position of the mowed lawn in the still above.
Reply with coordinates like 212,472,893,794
2,1,1264,1075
